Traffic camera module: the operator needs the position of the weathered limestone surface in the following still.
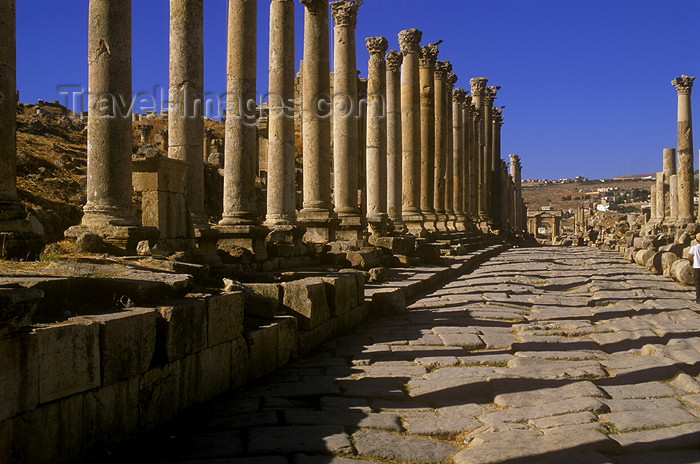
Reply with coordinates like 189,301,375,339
419,43,439,230
672,75,695,223
112,247,700,463
385,50,403,227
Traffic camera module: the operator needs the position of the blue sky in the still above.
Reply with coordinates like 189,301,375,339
15,0,699,181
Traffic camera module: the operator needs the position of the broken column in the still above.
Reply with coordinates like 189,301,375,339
662,147,676,222
432,60,449,231
0,0,44,258
452,88,467,230
265,0,298,237
672,75,695,223
670,174,679,221
66,0,156,254
365,36,389,235
298,0,337,242
509,154,523,234
331,0,364,240
398,28,425,236
385,50,404,230
169,0,206,228
655,172,665,222
419,42,439,231
215,0,267,257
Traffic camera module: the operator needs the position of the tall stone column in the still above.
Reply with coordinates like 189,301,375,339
298,0,337,242
509,154,522,234
481,85,497,227
464,98,478,222
655,172,665,222
202,127,213,162
216,0,267,258
265,0,297,233
169,0,205,228
670,174,679,221
452,88,467,230
398,28,425,236
331,0,363,239
419,43,439,231
672,75,695,223
491,105,504,226
385,50,404,230
0,0,43,258
432,60,449,231
650,184,657,221
662,147,676,222
445,71,457,229
365,36,389,235
470,78,488,224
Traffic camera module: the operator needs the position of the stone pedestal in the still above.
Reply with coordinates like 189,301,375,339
672,75,694,223
419,43,439,232
215,225,268,261
398,28,425,237
385,50,405,234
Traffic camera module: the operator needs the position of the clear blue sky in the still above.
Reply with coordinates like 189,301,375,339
16,0,699,181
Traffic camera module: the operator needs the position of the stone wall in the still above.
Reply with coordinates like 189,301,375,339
0,275,367,463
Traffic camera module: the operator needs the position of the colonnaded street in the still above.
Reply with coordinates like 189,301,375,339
115,247,700,464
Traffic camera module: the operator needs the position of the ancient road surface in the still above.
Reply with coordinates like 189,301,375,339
119,247,700,464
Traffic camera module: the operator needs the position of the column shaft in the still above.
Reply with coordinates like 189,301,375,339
433,61,449,230
445,72,456,228
385,50,403,224
452,89,466,228
0,0,17,203
419,44,438,229
673,75,694,223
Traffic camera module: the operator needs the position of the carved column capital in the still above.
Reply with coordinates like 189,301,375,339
330,0,359,28
385,50,403,72
470,106,481,122
398,28,422,54
300,0,327,15
452,88,467,103
434,60,451,80
484,85,500,104
418,42,439,68
365,36,388,57
672,75,695,95
447,72,458,88
469,77,487,97
492,106,504,124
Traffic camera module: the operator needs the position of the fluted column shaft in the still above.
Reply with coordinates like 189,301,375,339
452,89,466,227
83,0,137,226
0,0,17,204
419,44,438,228
221,0,257,225
331,1,360,220
365,36,389,226
265,0,296,226
672,75,695,223
398,28,423,229
385,50,403,224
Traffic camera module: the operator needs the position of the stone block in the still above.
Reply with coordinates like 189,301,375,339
244,283,282,319
231,336,250,388
196,343,232,403
659,242,686,258
321,274,356,316
671,259,694,286
156,298,208,362
82,308,157,385
206,292,244,347
634,248,655,266
368,267,389,283
371,289,406,317
275,315,298,368
177,353,198,411
282,278,330,331
661,252,678,277
338,269,366,306
139,363,180,432
14,394,83,464
646,251,664,274
0,334,38,422
83,376,139,453
0,286,43,339
30,320,100,404
346,250,381,270
246,323,278,379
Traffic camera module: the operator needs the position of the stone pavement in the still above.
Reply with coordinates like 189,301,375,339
113,247,700,464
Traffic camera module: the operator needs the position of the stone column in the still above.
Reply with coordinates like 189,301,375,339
432,60,449,231
298,0,337,242
491,105,504,226
655,172,665,222
672,75,694,223
365,36,389,235
398,28,425,235
468,99,480,223
650,184,657,221
0,0,43,258
445,71,457,230
385,50,403,229
470,78,488,224
419,42,439,231
331,0,363,239
509,154,522,233
452,88,467,230
169,0,205,228
265,0,297,232
138,124,153,145
670,174,679,221
203,127,212,162
481,85,498,227
159,127,169,152
662,147,676,222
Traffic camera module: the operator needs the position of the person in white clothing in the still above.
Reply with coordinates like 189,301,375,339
687,233,700,303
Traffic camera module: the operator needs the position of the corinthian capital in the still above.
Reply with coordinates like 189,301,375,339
330,0,359,28
492,106,504,124
447,72,458,88
300,0,327,15
365,36,388,57
418,42,440,68
484,85,500,104
385,50,403,72
452,88,467,103
469,77,487,97
398,28,422,54
434,60,451,80
672,75,695,95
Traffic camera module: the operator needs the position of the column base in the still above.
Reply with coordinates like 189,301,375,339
193,225,222,267
388,219,408,236
265,224,307,258
367,214,391,237
435,212,449,232
336,214,367,241
64,224,158,256
454,213,467,231
422,210,438,232
213,224,269,261
402,212,428,238
298,210,340,243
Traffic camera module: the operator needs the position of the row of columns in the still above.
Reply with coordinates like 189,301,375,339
2,0,528,257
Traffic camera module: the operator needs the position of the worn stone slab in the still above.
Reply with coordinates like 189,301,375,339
599,408,698,432
436,333,486,350
403,404,484,436
604,397,684,412
493,381,605,408
479,397,608,427
248,425,351,454
282,409,401,431
609,422,700,451
601,381,676,399
177,430,245,458
353,429,459,463
615,450,700,464
294,455,375,464
529,411,598,429
351,363,427,378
